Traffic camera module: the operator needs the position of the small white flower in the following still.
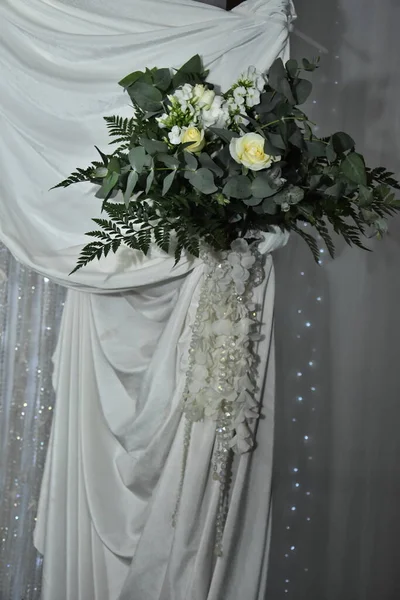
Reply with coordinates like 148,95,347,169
246,88,261,107
201,96,229,128
156,113,169,129
168,125,182,145
175,84,193,102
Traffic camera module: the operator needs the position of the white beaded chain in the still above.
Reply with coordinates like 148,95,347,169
172,239,265,555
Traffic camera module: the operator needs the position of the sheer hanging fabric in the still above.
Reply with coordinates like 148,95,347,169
0,1,295,598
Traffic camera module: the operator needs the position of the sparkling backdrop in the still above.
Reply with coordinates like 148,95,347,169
0,243,65,600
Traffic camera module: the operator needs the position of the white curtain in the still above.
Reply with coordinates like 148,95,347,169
0,1,294,599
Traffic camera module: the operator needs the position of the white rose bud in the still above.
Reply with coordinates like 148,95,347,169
229,132,280,171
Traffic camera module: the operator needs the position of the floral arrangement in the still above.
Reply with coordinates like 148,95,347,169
54,55,400,554
55,55,400,272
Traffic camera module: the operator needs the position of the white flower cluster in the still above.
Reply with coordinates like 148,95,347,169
226,66,265,125
156,83,229,148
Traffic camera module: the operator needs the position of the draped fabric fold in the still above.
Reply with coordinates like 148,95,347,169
0,0,295,597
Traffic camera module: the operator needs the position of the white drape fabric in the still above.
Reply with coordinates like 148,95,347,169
0,1,294,598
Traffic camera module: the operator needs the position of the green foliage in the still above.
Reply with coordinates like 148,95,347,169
54,54,400,272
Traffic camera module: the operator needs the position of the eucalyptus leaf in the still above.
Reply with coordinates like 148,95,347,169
256,92,282,114
100,171,119,198
294,79,312,104
184,151,198,171
209,128,239,143
262,197,278,214
243,196,263,207
280,79,296,105
107,157,120,173
251,173,280,198
124,171,138,206
178,54,202,74
286,59,298,78
146,170,154,195
129,147,147,173
162,171,176,196
199,153,223,177
118,71,143,88
223,176,252,199
140,138,168,154
157,153,180,169
332,132,355,154
128,82,163,112
268,132,286,151
326,139,337,162
189,168,217,195
268,58,287,92
341,152,367,185
305,140,326,158
153,68,171,91
358,184,374,207
324,182,345,199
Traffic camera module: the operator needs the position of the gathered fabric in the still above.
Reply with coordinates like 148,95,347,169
0,1,295,598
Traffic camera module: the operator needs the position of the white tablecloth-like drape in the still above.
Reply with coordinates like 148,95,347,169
0,1,295,598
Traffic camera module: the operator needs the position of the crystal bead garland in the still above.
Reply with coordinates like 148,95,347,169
173,239,265,556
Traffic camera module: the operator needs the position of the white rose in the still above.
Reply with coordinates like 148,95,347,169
229,132,280,171
181,126,205,153
168,125,182,145
193,84,215,110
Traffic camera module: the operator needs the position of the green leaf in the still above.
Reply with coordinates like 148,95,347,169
107,157,120,174
267,132,286,150
178,54,202,75
124,171,138,206
209,128,239,143
256,92,282,114
199,153,223,177
280,79,296,104
358,184,374,207
222,175,252,199
100,171,119,198
140,138,169,154
153,68,171,91
118,70,144,88
332,132,355,154
341,152,367,185
128,146,147,173
289,128,304,149
268,58,287,92
184,151,198,171
302,57,319,72
162,171,176,196
189,168,217,195
305,140,326,158
294,79,312,104
262,197,278,214
326,139,337,162
286,59,298,78
324,181,344,199
157,153,180,169
243,196,263,207
251,173,280,198
128,82,163,112
146,170,154,195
